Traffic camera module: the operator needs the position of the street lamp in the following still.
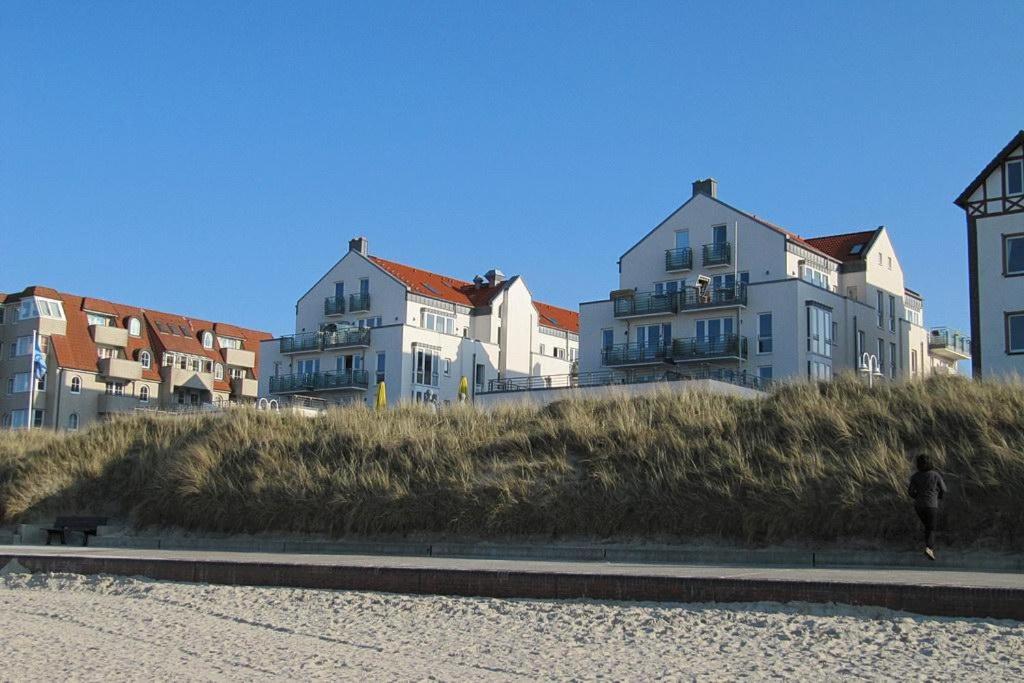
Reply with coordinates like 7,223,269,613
859,352,884,388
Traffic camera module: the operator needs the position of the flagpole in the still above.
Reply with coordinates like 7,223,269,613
26,329,36,430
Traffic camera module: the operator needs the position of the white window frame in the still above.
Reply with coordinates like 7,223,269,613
70,375,82,394
215,364,224,380
139,386,150,403
68,413,79,431
140,351,152,369
202,331,214,349
1007,159,1024,196
128,317,142,336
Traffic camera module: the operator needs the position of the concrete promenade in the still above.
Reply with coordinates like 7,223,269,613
2,544,1023,621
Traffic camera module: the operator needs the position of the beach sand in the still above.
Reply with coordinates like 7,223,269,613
1,567,1022,681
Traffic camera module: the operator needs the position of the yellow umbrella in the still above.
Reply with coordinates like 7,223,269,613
458,376,469,402
375,381,387,412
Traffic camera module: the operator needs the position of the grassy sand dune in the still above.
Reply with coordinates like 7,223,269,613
2,375,1023,547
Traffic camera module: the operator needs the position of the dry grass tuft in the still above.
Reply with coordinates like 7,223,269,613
2,375,1023,547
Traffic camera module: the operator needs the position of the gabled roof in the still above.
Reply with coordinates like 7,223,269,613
3,286,271,389
367,255,578,333
618,192,838,264
955,129,1024,207
804,229,881,263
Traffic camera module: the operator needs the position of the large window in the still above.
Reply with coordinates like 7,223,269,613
8,373,30,394
218,336,243,350
68,413,79,431
857,330,865,358
15,335,32,357
889,342,897,378
889,296,897,332
296,358,320,375
87,313,112,327
70,376,82,394
757,313,773,353
1004,235,1024,276
140,351,152,369
876,290,884,328
128,318,142,336
601,329,614,350
806,305,832,358
202,332,214,349
104,382,125,396
635,323,671,349
8,409,27,428
475,363,486,391
376,352,386,384
1007,159,1024,196
139,386,150,403
675,230,689,250
414,346,440,386
1007,312,1024,353
423,310,455,334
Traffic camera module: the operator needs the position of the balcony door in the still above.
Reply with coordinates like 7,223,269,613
335,282,344,299
675,230,690,250
297,358,319,376
712,225,727,244
696,317,733,348
636,323,671,350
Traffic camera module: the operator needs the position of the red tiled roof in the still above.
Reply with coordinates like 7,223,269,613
804,229,879,263
534,301,579,334
368,256,578,333
5,287,270,390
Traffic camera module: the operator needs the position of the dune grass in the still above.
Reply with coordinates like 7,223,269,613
2,374,1023,548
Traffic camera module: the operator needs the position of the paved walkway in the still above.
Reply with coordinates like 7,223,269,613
3,545,1023,620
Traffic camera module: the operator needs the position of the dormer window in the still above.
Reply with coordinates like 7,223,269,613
139,350,152,369
128,317,142,336
87,313,112,327
1007,160,1023,196
201,331,214,349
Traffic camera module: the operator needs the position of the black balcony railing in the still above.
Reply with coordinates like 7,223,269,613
665,247,693,271
322,327,371,349
602,342,672,366
613,292,677,317
349,292,371,312
324,296,346,315
677,284,747,310
670,334,746,362
702,242,732,266
279,332,321,354
269,369,369,394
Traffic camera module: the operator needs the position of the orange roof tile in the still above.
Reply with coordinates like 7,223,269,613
368,255,578,333
534,301,579,334
804,229,879,263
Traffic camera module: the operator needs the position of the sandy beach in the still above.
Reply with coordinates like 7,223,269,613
1,567,1022,681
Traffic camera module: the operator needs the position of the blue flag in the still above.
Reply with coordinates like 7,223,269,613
33,335,47,380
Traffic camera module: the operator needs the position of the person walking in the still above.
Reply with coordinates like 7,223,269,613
908,453,947,560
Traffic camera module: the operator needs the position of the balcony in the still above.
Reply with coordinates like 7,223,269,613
702,242,732,267
665,247,693,272
90,324,128,347
161,365,214,392
613,291,677,318
678,284,747,311
231,377,259,398
280,332,321,354
324,296,346,316
221,347,255,369
670,334,747,363
97,393,140,414
269,369,369,394
929,328,971,361
322,327,371,350
349,292,371,312
602,343,672,367
98,357,142,381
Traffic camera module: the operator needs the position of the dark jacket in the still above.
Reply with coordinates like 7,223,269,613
908,469,947,509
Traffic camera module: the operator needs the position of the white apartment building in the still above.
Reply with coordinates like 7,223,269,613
258,237,579,405
955,129,1024,378
578,179,966,385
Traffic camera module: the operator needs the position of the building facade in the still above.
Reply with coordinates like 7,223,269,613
955,129,1024,378
578,179,966,385
258,237,579,406
0,286,270,430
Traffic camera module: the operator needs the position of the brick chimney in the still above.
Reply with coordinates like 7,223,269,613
348,236,368,256
691,178,718,198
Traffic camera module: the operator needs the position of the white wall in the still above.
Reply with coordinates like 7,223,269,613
976,212,1024,375
295,251,408,334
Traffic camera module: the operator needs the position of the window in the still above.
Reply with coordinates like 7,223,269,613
889,342,897,378
229,368,244,380
887,257,893,270
602,329,614,350
202,332,214,349
36,373,46,392
163,353,175,367
475,363,486,391
806,305,832,358
911,349,918,375
1004,235,1024,275
876,290,884,328
140,351,151,369
555,347,566,360
857,331,865,359
847,286,858,301
1007,159,1024,196
218,336,242,350
696,318,733,342
8,373,30,394
443,358,451,376
675,230,690,250
569,348,577,362
889,296,896,332
712,225,727,244
1007,313,1024,353
801,264,829,290
33,410,44,428
14,335,32,357
636,323,671,349
139,386,149,403
376,352,386,384
757,313,773,353
0,306,4,324
878,252,883,266
9,409,27,428
215,364,224,380
414,346,440,386
758,365,773,380
105,382,124,396
540,343,546,356
359,278,369,295
70,376,81,394
877,338,885,367
87,313,111,327
297,358,320,375
18,299,38,320
68,413,79,431
422,310,455,334
128,318,141,336
807,360,832,381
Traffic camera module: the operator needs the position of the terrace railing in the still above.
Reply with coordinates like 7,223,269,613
670,334,747,362
349,292,371,312
269,369,370,394
613,292,677,317
483,368,771,394
279,331,321,354
324,296,346,316
602,342,672,366
322,327,371,349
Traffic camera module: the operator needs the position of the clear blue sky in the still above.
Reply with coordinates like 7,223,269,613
2,2,1022,335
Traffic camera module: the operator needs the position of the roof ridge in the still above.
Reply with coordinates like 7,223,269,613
805,228,879,241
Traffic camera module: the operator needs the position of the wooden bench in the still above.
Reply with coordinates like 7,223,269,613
45,516,108,546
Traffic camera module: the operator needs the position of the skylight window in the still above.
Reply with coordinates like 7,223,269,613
850,243,864,255
543,315,559,326
421,282,439,295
